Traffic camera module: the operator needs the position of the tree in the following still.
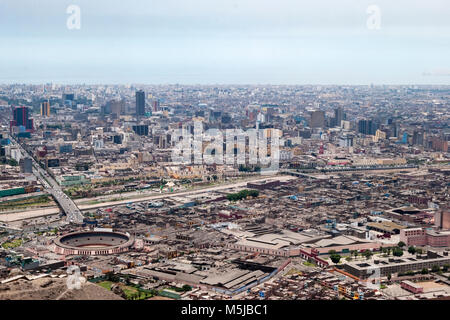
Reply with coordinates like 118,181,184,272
387,273,392,281
397,241,406,248
330,254,341,264
443,265,449,272
432,265,440,273
408,246,416,255
363,250,373,260
421,268,429,275
392,247,403,257
182,285,192,292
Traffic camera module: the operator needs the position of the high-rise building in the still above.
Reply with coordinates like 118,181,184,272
430,137,448,152
62,93,74,107
339,134,354,147
132,125,149,136
10,106,34,132
40,101,50,117
136,90,146,116
402,132,409,144
435,209,450,230
358,119,378,135
108,100,123,117
19,157,33,173
152,100,160,112
62,93,74,101
412,130,424,146
333,107,345,127
310,110,325,128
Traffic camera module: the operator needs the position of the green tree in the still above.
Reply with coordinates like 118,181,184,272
443,265,449,272
182,284,192,292
387,273,392,281
330,254,341,264
408,246,416,254
392,247,403,257
363,250,373,260
431,265,440,273
421,268,429,275
397,241,406,248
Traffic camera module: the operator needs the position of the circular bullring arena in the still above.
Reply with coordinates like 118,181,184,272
54,230,134,256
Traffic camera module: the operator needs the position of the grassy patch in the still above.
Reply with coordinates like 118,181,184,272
96,281,155,300
97,281,114,290
1,239,23,249
303,261,316,267
0,195,52,211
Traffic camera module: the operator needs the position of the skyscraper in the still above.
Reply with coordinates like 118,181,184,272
358,119,378,135
412,130,424,146
40,101,50,117
310,110,325,128
136,90,145,116
152,100,160,112
333,107,344,127
10,106,34,132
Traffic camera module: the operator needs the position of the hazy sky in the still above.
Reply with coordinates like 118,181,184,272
0,0,449,84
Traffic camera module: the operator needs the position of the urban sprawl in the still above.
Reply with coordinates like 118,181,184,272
0,84,449,301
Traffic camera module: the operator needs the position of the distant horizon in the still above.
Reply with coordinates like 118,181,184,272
1,82,450,87
1,1,449,85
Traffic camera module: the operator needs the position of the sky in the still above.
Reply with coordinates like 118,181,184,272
0,0,449,85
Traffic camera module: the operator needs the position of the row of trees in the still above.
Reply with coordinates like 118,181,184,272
226,189,259,201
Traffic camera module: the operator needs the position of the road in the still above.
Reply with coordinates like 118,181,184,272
0,174,296,222
7,134,84,224
76,174,296,210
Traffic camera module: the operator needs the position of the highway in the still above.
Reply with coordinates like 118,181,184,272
7,134,84,225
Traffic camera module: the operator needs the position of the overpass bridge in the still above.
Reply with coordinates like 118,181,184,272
8,135,84,225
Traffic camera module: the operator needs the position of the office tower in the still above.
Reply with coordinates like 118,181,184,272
412,130,424,146
132,125,149,136
152,100,160,112
389,122,399,138
107,100,122,117
358,119,378,135
339,134,354,147
11,106,34,132
333,107,344,127
19,157,33,173
113,135,123,144
430,137,448,152
136,90,146,116
435,209,450,230
62,93,74,101
310,110,325,128
40,101,50,117
402,132,409,144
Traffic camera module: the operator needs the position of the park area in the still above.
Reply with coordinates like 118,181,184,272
96,280,156,300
